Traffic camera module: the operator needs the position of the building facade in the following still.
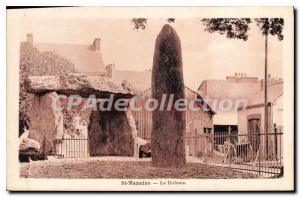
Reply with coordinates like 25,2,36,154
237,81,283,133
236,80,283,160
197,73,276,134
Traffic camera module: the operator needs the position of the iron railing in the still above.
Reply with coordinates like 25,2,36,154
56,138,90,158
185,131,283,177
54,131,283,177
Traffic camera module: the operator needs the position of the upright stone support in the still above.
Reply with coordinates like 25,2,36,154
28,91,63,156
125,109,139,157
88,107,136,156
151,24,186,167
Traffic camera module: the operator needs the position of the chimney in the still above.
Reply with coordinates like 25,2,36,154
260,79,264,89
26,33,33,45
105,64,115,79
92,38,101,51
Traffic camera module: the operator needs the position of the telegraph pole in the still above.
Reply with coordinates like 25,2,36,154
264,35,269,159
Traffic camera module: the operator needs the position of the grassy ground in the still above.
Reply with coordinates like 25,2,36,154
20,157,259,179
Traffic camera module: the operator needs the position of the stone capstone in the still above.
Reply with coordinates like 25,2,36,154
25,73,135,99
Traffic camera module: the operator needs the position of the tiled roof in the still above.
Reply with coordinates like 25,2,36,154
33,42,106,73
113,70,152,92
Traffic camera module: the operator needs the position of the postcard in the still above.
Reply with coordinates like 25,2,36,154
6,7,294,191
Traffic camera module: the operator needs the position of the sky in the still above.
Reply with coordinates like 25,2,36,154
20,17,283,90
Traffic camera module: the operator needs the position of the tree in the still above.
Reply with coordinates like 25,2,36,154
202,18,284,159
254,18,284,40
201,18,251,40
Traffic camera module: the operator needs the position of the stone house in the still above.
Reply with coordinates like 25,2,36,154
24,33,113,77
198,73,270,134
236,80,283,160
237,80,283,133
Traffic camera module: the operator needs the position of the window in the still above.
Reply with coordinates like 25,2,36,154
204,127,212,133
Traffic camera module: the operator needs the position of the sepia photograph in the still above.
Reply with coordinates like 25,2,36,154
6,7,294,191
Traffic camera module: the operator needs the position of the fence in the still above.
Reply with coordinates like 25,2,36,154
54,131,283,177
56,138,90,158
185,131,283,177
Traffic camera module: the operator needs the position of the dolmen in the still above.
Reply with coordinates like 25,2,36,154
24,73,137,158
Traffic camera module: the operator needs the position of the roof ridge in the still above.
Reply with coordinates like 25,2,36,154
34,41,89,46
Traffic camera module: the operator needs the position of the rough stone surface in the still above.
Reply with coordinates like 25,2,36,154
125,109,139,156
19,129,40,162
25,73,135,99
88,108,136,156
19,137,40,156
151,24,186,167
28,92,64,156
25,74,136,158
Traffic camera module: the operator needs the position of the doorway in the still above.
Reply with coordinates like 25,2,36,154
247,115,261,152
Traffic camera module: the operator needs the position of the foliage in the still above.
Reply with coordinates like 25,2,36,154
201,18,252,41
60,98,92,138
254,18,284,40
131,18,284,41
19,42,75,136
201,18,284,41
167,18,175,23
131,18,148,30
131,18,175,30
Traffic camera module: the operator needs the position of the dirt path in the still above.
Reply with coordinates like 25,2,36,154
20,157,259,179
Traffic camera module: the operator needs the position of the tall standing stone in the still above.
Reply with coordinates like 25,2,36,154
151,24,186,167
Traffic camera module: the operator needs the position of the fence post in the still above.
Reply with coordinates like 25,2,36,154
258,127,261,175
274,124,278,160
